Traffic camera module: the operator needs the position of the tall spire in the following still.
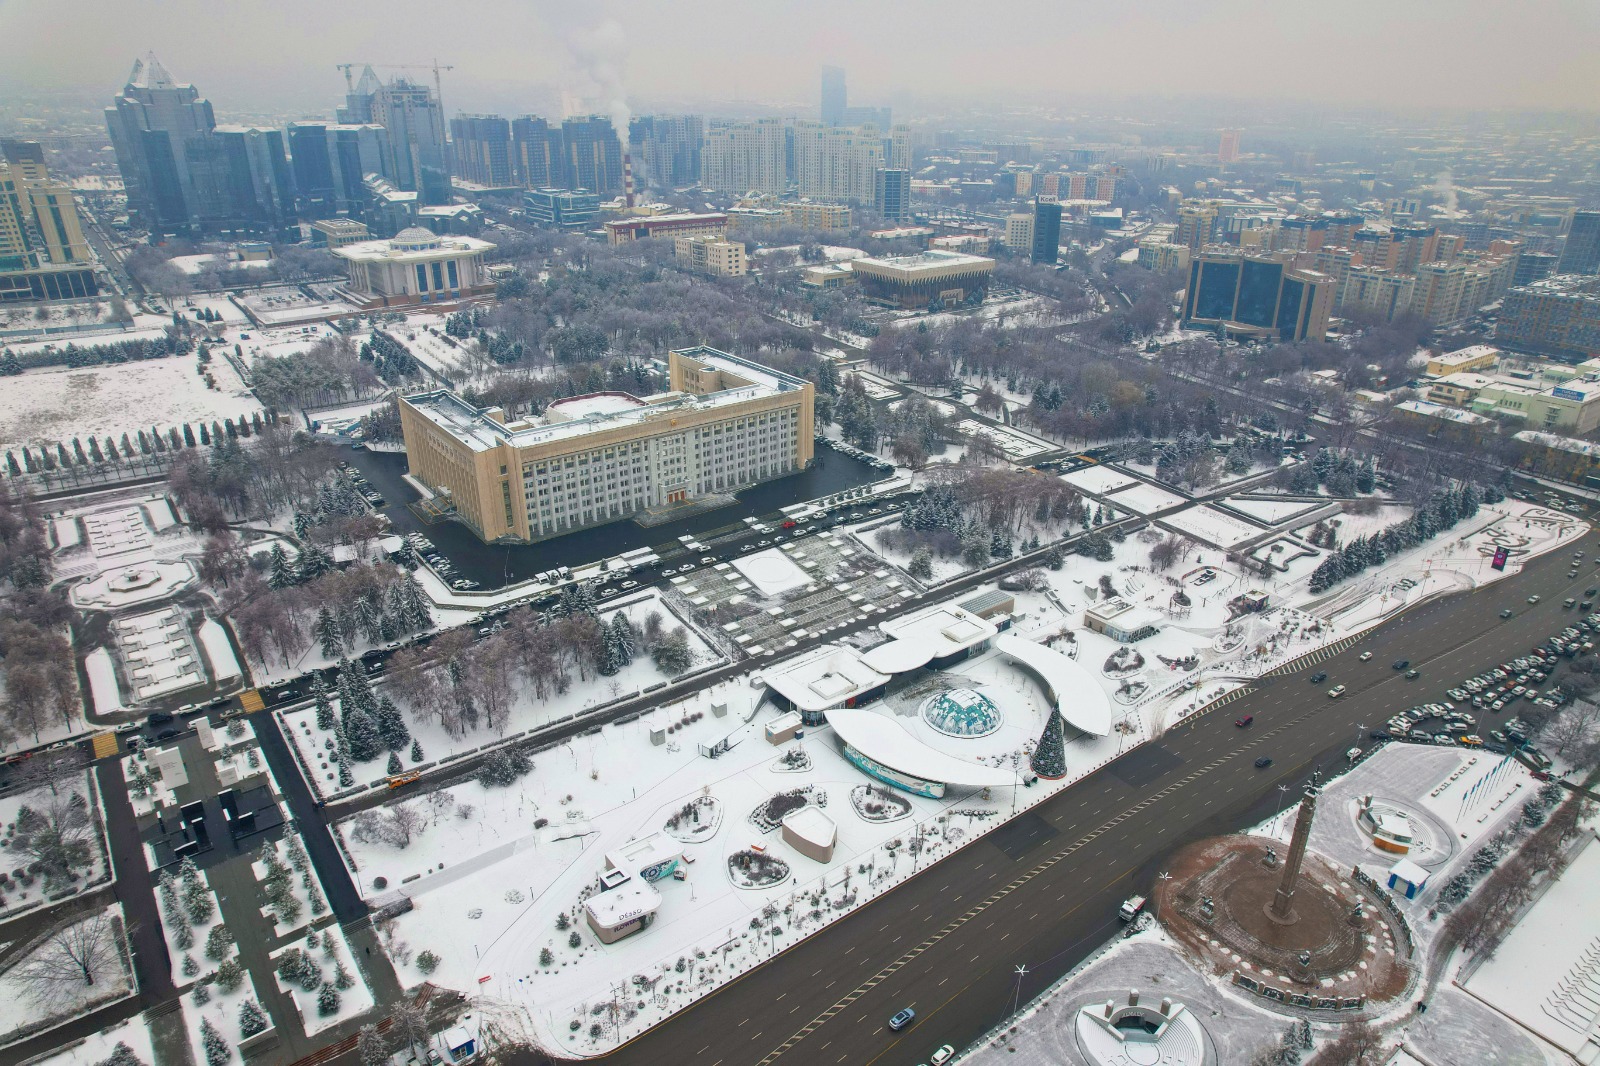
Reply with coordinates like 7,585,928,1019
127,52,176,91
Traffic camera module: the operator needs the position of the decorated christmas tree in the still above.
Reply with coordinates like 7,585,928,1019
1030,710,1067,780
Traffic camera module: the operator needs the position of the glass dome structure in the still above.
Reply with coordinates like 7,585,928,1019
919,687,1003,738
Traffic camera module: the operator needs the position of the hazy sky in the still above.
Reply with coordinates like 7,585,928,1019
2,0,1597,120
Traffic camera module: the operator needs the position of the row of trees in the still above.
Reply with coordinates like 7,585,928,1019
0,329,193,374
4,411,270,485
1307,484,1483,594
0,483,77,747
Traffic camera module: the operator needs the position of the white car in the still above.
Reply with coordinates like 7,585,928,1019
1358,651,1373,661
1328,685,1347,698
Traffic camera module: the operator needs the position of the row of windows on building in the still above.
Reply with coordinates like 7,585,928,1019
516,411,800,534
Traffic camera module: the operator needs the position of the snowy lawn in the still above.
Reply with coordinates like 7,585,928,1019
250,836,330,938
27,1014,154,1066
178,968,272,1066
1104,480,1188,515
1060,466,1138,496
0,356,261,453
152,862,233,989
268,923,374,1037
1223,496,1327,526
0,904,134,1047
1157,504,1269,549
0,771,111,917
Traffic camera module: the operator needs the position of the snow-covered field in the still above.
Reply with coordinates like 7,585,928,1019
1060,465,1138,496
0,904,134,1046
0,356,261,453
952,418,1054,459
0,771,110,917
1158,503,1269,549
26,1015,154,1066
177,970,270,1066
1105,480,1188,515
1461,834,1600,1060
268,923,373,1037
1222,496,1326,526
283,590,721,799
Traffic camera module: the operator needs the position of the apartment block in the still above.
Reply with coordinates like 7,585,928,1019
675,235,747,277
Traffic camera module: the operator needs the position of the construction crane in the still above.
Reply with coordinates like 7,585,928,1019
336,61,455,115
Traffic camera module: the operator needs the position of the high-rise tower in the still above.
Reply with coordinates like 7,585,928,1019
104,53,218,235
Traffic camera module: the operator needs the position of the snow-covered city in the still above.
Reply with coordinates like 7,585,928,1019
4,12,1600,1066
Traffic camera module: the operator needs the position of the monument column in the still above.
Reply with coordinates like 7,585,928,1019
1269,773,1321,923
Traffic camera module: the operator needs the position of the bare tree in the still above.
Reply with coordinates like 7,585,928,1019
17,911,119,1007
387,803,426,849
1540,700,1600,762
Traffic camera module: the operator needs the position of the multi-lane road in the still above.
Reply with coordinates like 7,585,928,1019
546,530,1596,1066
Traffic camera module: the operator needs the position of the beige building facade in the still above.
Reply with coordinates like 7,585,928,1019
674,234,747,277
399,347,815,543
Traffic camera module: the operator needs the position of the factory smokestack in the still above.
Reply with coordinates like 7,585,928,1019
624,152,636,208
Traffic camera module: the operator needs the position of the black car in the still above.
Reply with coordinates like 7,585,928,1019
1369,730,1391,741
1392,660,1410,670
1254,756,1274,768
146,711,175,726
156,728,180,740
1309,671,1328,684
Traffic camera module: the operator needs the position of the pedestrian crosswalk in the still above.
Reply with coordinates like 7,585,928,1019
1266,633,1363,676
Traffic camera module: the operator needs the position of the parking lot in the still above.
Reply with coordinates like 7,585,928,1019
667,526,918,655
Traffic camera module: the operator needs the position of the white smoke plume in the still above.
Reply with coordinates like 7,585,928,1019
570,19,631,145
1432,169,1458,215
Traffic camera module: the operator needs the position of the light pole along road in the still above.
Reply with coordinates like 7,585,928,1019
535,534,1596,1066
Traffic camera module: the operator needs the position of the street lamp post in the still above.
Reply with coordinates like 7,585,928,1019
1154,870,1172,922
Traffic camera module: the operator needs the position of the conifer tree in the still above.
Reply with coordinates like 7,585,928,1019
311,674,336,731
200,1019,231,1066
313,607,342,660
1030,710,1067,780
344,707,382,762
374,696,410,751
238,999,268,1037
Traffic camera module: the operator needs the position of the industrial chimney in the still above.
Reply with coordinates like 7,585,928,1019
623,152,636,208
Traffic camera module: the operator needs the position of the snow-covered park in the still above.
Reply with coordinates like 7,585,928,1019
281,589,722,800
0,356,261,455
339,636,1142,1057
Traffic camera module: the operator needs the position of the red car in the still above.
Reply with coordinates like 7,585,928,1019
1235,715,1254,728
781,520,798,529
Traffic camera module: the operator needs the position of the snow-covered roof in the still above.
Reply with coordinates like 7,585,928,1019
861,639,933,674
825,710,1016,787
1075,994,1207,1066
1387,857,1430,885
995,634,1114,737
780,806,836,849
876,602,997,661
584,880,661,928
761,645,891,713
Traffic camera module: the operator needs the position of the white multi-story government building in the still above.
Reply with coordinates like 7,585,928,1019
398,347,815,543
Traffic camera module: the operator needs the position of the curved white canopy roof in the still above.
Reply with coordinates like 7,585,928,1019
861,638,934,675
825,710,1016,787
995,634,1114,737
